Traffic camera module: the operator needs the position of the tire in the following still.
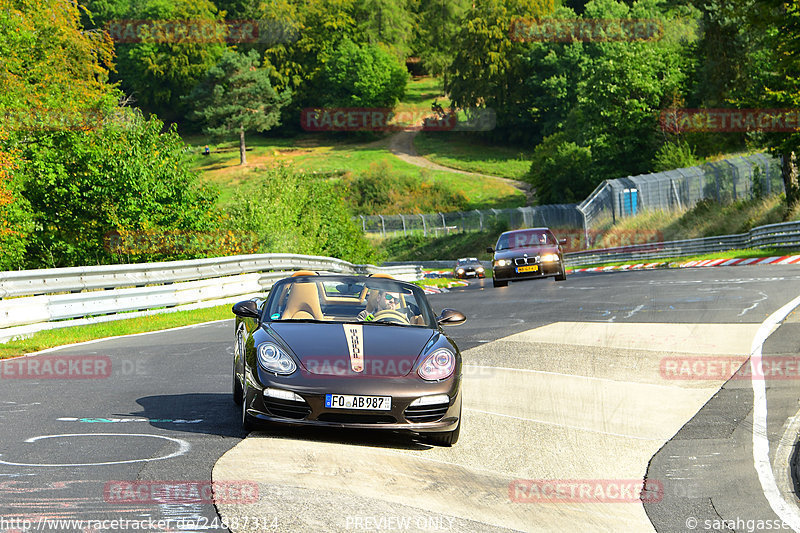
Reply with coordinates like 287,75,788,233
242,385,255,432
232,329,244,405
232,362,243,406
426,410,461,447
555,267,566,281
493,278,507,288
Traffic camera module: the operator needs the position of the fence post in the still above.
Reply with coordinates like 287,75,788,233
359,215,365,232
378,215,385,237
400,214,407,236
419,214,427,236
475,209,483,231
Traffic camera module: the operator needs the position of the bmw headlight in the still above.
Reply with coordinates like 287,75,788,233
494,259,511,267
457,268,464,274
418,348,456,381
541,254,560,263
477,266,484,272
257,343,297,375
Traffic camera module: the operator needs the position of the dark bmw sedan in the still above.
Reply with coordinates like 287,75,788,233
487,228,567,287
231,272,466,446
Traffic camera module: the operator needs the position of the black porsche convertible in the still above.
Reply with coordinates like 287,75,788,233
231,272,466,446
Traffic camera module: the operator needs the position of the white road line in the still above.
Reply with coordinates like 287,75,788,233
624,305,645,319
750,293,800,532
0,433,190,467
466,407,661,442
739,291,769,317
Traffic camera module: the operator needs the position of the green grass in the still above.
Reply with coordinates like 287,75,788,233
401,76,451,109
184,133,525,210
0,305,234,359
592,195,789,248
412,277,469,289
413,131,533,180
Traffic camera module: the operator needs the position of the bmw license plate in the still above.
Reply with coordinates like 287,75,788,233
516,265,539,273
325,394,391,410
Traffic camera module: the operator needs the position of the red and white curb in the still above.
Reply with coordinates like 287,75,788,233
567,255,800,274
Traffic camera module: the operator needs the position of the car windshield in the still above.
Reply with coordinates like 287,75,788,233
496,230,553,250
264,275,436,327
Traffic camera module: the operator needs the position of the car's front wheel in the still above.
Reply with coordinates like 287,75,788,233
426,409,461,447
493,278,507,288
241,385,255,432
555,266,567,281
232,362,243,406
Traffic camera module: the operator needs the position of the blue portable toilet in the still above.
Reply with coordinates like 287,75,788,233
622,188,638,216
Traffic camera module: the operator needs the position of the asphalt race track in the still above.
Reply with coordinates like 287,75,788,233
3,265,800,532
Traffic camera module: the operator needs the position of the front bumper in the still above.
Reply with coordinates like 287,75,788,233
244,371,462,433
493,262,562,282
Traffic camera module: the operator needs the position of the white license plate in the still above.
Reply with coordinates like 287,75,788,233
325,394,391,410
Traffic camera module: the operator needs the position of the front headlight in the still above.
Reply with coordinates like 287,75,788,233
418,348,455,381
541,253,560,263
494,259,511,267
477,266,485,272
457,268,464,273
257,342,297,375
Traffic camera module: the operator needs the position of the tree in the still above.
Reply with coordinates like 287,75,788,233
354,0,414,58
319,38,408,108
444,0,558,143
190,50,290,165
411,0,471,76
15,113,221,268
110,0,227,122
742,0,800,208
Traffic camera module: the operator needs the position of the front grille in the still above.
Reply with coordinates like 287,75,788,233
317,413,396,424
404,403,449,423
263,397,311,420
514,256,539,266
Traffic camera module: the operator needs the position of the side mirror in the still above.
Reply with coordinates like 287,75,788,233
232,300,260,318
486,247,494,254
437,308,466,326
558,238,567,245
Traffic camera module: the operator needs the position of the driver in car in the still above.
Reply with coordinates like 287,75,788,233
357,290,413,322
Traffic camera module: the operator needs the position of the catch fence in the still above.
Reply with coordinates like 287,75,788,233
358,205,583,237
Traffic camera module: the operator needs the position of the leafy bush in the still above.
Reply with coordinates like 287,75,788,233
319,38,409,108
224,166,378,264
653,140,698,172
526,132,594,204
340,161,468,214
14,112,222,267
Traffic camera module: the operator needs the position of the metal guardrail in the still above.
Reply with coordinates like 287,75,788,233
0,254,423,342
563,220,800,266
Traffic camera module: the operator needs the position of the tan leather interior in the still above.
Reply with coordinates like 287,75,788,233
282,282,325,320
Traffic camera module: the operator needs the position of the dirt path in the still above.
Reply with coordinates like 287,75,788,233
388,130,534,204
